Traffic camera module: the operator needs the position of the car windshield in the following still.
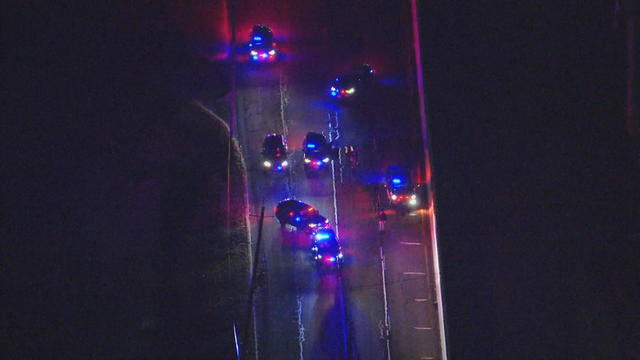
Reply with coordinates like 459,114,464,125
251,27,272,43
392,185,414,195
264,136,284,150
306,153,327,161
279,200,306,212
305,134,327,148
317,239,339,252
387,167,410,183
336,74,359,87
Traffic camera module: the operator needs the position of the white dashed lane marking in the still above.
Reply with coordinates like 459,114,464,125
399,241,422,246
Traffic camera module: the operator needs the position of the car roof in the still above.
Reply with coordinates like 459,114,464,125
251,25,273,39
316,238,340,251
264,133,284,147
335,73,360,86
352,64,375,76
387,165,410,177
277,199,321,217
277,199,307,209
305,132,326,143
253,24,271,31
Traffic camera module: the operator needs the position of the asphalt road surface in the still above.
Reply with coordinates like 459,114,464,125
222,1,445,358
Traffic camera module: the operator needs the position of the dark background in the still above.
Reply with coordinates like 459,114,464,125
423,1,639,359
3,2,247,358
3,1,638,359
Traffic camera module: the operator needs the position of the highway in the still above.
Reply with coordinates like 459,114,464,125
223,1,445,358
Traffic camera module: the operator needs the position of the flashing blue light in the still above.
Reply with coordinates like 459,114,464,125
306,143,316,149
316,161,322,166
295,216,301,222
392,178,402,184
329,257,336,262
277,166,282,170
330,91,337,96
252,55,258,60
253,36,262,41
315,232,331,241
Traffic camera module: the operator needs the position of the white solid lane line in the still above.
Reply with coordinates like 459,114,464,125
296,295,305,360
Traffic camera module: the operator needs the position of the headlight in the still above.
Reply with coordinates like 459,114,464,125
268,49,276,55
304,158,311,163
337,253,343,259
330,86,336,91
409,198,418,206
263,160,272,168
250,50,258,56
391,194,398,200
317,255,322,259
308,223,317,228
281,160,288,167
322,157,330,163
411,194,417,200
345,88,356,94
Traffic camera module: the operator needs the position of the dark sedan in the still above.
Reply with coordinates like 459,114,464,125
275,199,329,232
